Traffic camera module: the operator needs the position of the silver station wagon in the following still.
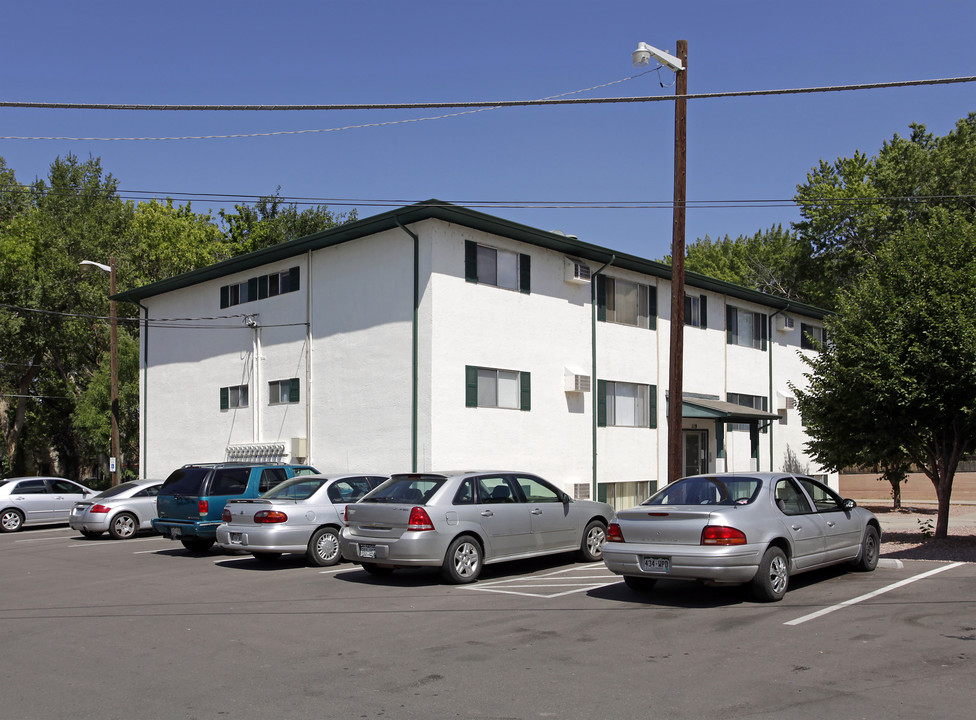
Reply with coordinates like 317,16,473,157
216,473,387,565
339,471,614,583
601,472,881,601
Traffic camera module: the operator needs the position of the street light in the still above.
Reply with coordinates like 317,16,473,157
79,257,120,487
633,39,688,484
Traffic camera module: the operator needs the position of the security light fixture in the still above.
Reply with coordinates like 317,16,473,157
632,42,684,72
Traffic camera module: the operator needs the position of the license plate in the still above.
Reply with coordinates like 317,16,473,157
641,556,670,573
359,543,376,559
229,532,243,545
170,527,182,539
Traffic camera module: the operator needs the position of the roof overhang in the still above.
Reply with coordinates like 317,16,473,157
682,397,782,422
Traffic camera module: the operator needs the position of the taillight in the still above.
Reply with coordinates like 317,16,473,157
254,510,288,524
701,526,747,545
198,499,209,516
221,508,232,522
407,506,434,531
606,522,625,542
90,504,111,514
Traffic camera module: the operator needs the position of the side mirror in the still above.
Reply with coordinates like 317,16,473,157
561,492,572,504
843,498,857,510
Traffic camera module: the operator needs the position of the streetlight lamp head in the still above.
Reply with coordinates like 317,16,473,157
79,259,112,274
632,41,684,72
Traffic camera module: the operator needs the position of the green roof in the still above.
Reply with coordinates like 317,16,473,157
114,199,828,319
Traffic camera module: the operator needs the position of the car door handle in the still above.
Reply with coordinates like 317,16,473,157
530,509,543,515
481,510,494,517
826,521,836,527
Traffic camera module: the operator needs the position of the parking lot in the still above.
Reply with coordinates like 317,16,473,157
2,525,973,720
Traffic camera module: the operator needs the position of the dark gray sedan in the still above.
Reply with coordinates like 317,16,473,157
601,472,881,601
340,471,614,583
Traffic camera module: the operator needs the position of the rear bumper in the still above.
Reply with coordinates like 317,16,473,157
215,524,310,553
601,542,765,584
339,528,449,566
151,519,220,540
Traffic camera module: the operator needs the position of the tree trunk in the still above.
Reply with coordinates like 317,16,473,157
888,476,902,509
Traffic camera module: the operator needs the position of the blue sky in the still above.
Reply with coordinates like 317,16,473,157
2,0,974,261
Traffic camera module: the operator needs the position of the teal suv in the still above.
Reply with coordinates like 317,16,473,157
152,462,318,553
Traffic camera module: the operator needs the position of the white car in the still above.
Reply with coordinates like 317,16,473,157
1,476,95,532
217,473,387,565
70,478,163,539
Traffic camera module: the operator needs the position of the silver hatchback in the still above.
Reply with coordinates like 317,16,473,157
70,479,163,539
339,471,614,583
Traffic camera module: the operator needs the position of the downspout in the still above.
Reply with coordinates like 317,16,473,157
305,249,312,464
395,217,420,472
590,255,615,503
767,303,791,471
137,301,150,479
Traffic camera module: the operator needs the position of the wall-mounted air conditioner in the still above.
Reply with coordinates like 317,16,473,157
565,373,591,393
565,260,592,284
776,314,795,332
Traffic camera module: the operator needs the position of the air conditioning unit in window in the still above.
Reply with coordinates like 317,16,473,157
776,314,795,332
565,374,591,393
565,260,592,284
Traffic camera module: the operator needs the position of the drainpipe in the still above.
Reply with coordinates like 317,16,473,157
590,255,615,503
767,303,791,471
395,217,420,472
137,301,150,479
305,249,312,464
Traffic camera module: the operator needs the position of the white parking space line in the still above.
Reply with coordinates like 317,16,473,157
785,562,965,626
68,537,161,548
464,565,620,599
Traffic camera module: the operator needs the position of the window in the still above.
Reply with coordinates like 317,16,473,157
464,240,530,293
726,305,768,350
728,392,768,432
796,477,846,513
269,378,300,405
208,468,250,495
220,384,249,410
685,294,707,328
774,478,813,515
801,323,826,350
514,474,562,503
14,479,48,494
597,380,656,428
596,276,656,329
220,267,300,308
257,468,288,493
465,366,531,410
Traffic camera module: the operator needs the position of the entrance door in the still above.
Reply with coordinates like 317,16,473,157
682,430,708,477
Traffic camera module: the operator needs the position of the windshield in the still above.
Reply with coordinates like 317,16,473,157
263,476,328,501
362,476,445,504
643,476,762,506
93,481,142,499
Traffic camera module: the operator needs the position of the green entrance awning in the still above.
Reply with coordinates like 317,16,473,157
681,397,782,423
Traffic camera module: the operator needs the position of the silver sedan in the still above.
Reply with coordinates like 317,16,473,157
216,474,387,566
69,479,163,539
340,471,614,583
601,472,881,601
1,477,95,532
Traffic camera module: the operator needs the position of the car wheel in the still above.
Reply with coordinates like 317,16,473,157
623,575,658,592
252,552,282,563
80,529,103,539
307,526,341,567
0,509,24,533
180,537,215,554
751,546,789,602
441,535,482,584
360,562,394,576
108,512,138,540
576,520,608,562
853,526,880,572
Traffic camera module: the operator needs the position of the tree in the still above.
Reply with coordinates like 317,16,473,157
793,213,976,538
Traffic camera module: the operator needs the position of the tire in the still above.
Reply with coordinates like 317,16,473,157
306,526,341,567
360,562,394,576
853,526,880,572
440,535,483,584
180,537,215,554
80,529,103,539
576,520,608,562
623,575,658,592
108,512,138,540
252,552,282,563
1,509,24,533
751,546,789,602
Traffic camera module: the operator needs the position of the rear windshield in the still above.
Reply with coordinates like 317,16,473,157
264,476,328,501
362,476,445,504
159,467,212,496
93,481,142,499
643,476,762,506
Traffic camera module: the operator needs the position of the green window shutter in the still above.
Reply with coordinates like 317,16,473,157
649,385,658,429
760,313,768,350
220,387,229,410
464,240,478,283
597,379,608,427
465,365,479,407
595,275,607,322
726,305,737,344
648,285,658,330
220,286,229,309
289,378,300,403
519,372,531,411
258,275,268,299
519,253,531,294
700,295,708,329
247,277,258,302
289,267,301,292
